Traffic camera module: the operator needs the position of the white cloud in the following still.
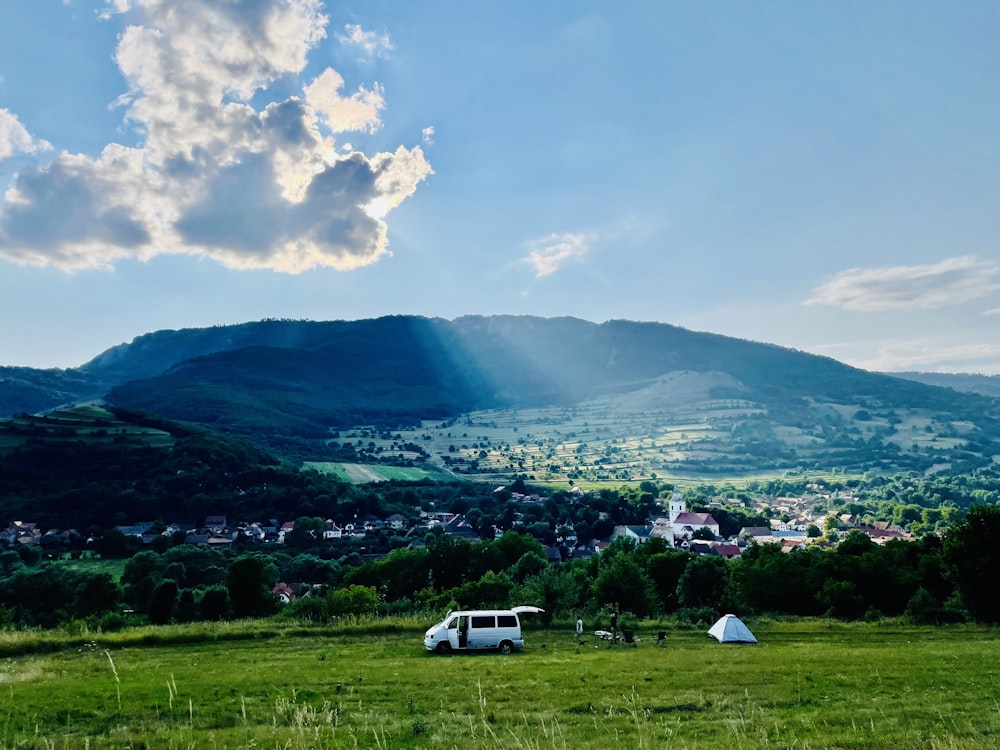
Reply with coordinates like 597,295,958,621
805,255,1000,312
422,126,435,145
0,109,51,160
98,0,131,20
304,69,384,134
524,232,589,278
0,0,431,274
849,339,1000,373
984,308,1000,316
338,24,393,59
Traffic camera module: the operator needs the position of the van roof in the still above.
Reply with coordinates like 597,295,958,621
445,606,544,616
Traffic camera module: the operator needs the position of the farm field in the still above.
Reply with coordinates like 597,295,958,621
336,399,868,488
0,404,174,451
2,619,1000,749
303,461,453,484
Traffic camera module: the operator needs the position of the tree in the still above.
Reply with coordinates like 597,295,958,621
121,550,166,612
943,505,1000,622
73,573,120,618
816,579,864,619
226,555,278,618
327,585,379,617
174,588,199,623
644,550,690,613
425,530,471,592
676,555,729,612
148,579,178,625
595,552,655,616
453,571,513,610
199,585,232,621
732,544,818,616
520,566,580,626
509,551,548,584
93,528,137,558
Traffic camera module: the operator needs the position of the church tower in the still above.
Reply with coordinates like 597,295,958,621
668,489,685,523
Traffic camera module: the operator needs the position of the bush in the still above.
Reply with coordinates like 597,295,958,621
674,607,719,627
327,585,379,617
98,611,128,632
199,586,232,621
285,596,330,623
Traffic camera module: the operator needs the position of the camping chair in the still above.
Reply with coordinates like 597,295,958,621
654,630,667,647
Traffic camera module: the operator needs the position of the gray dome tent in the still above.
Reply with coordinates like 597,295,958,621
707,614,757,643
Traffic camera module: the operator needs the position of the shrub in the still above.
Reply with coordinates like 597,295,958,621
327,585,379,617
674,607,719,627
286,596,330,623
98,611,128,633
199,586,232,621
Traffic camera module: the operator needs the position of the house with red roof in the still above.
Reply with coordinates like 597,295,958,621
667,489,720,542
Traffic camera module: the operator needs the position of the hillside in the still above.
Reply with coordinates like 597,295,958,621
0,405,331,529
2,315,1000,476
0,366,106,416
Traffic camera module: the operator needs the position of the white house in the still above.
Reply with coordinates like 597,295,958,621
611,525,655,544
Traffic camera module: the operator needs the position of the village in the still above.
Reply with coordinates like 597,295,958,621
2,483,910,566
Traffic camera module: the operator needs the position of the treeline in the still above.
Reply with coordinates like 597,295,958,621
4,506,1000,630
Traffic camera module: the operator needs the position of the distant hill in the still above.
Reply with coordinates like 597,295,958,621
890,372,1000,399
3,316,1000,476
0,366,106,416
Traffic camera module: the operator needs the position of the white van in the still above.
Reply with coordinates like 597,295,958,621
423,606,544,654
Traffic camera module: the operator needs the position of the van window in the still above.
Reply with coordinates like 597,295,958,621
470,615,495,629
446,617,457,629
497,615,517,628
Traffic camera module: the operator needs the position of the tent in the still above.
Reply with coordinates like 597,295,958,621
707,614,757,644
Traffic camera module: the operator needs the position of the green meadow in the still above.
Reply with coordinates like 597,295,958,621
338,404,875,488
3,618,1000,749
303,462,453,484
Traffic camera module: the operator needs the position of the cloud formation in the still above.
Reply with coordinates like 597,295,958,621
806,256,1000,312
0,0,431,273
0,109,51,160
524,232,589,278
338,24,393,59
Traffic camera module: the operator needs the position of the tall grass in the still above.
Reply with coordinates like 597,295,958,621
2,619,1000,748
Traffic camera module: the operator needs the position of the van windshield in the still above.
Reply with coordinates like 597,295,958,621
445,616,457,629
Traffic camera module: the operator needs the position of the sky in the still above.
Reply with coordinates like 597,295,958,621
1,1,999,374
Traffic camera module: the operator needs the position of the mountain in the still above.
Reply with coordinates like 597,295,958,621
3,316,1000,476
0,366,107,416
890,372,1000,399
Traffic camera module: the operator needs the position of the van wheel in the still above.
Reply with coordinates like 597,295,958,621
498,640,514,655
436,642,452,654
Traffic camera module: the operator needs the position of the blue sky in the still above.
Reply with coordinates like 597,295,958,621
1,1,999,373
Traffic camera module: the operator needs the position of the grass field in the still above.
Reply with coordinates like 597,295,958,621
303,462,454,484
2,618,1000,748
51,555,128,582
331,412,867,490
0,404,174,452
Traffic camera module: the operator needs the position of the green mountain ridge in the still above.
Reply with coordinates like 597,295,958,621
3,316,999,476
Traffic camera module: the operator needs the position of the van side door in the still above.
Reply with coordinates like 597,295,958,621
469,614,496,649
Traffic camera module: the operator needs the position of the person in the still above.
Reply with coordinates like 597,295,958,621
575,616,584,641
609,608,618,644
